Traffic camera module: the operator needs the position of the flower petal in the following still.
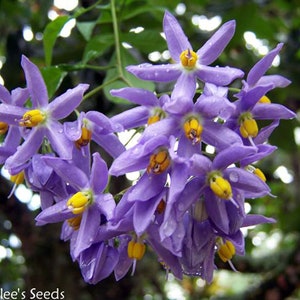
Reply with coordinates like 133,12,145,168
48,83,89,120
197,20,236,65
90,153,108,194
126,63,181,82
163,11,192,60
224,167,271,198
252,103,296,120
5,127,44,174
247,43,283,86
46,120,74,160
110,87,159,107
42,156,89,190
196,65,244,86
21,55,48,107
212,145,256,170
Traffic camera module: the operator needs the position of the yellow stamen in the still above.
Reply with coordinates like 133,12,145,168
180,49,198,69
19,109,46,127
239,114,258,138
67,191,92,214
0,122,8,134
147,150,170,174
218,240,236,263
259,95,271,104
68,215,82,230
209,175,232,199
183,117,203,145
75,127,92,149
246,165,266,182
127,240,146,260
10,171,25,185
156,199,166,214
147,108,166,125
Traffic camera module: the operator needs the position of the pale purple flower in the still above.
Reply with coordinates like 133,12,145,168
0,55,89,174
35,152,115,259
127,11,244,102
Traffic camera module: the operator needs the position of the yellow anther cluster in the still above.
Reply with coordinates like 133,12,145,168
180,49,198,69
183,117,203,145
75,126,92,149
0,122,8,135
147,108,166,125
67,191,91,214
10,171,25,185
147,150,170,174
127,240,146,260
239,115,258,138
247,165,266,182
217,240,236,263
19,109,46,127
259,95,271,104
68,215,82,230
209,175,232,199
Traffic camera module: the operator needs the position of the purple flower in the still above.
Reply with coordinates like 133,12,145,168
35,152,115,259
64,111,125,158
126,11,244,102
227,44,295,147
79,241,119,284
0,55,89,174
110,87,170,130
0,86,29,164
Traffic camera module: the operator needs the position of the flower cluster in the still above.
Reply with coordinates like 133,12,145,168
0,11,295,284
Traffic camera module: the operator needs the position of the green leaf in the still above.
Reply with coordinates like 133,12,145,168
43,15,69,66
76,21,96,41
121,30,166,53
83,33,115,63
41,66,67,98
103,49,155,104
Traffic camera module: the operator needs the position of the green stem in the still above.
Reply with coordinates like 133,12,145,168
82,76,119,100
111,0,124,77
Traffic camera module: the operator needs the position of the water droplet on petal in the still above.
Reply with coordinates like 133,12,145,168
229,171,239,183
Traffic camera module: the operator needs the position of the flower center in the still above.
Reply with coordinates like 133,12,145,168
67,215,82,230
217,239,236,263
75,126,92,149
147,149,170,174
258,95,271,104
10,171,25,185
0,122,8,135
208,172,232,199
183,117,203,145
147,108,166,125
239,112,258,138
180,49,198,69
19,109,46,127
67,191,92,214
127,240,146,260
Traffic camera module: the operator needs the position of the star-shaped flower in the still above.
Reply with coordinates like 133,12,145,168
126,11,244,102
